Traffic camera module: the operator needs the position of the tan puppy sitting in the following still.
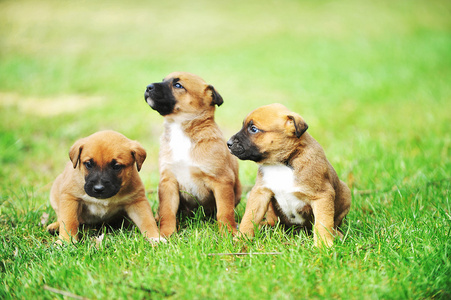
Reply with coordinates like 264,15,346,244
144,72,241,237
47,130,164,243
227,103,351,247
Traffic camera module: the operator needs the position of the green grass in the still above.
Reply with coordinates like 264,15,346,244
1,0,450,299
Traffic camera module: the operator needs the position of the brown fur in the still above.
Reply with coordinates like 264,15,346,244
230,103,351,247
47,130,163,243
147,72,241,237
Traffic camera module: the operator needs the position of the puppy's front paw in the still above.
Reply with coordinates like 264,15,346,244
147,237,167,244
52,238,76,247
233,231,243,241
218,224,237,237
233,231,253,242
314,237,334,248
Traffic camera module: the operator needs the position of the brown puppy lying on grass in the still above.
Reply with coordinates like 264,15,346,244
47,130,165,244
228,103,351,247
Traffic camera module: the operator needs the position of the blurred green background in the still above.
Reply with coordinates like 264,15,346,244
1,0,449,192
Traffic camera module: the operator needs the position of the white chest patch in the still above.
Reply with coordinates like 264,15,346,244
167,122,202,199
80,195,122,223
261,165,307,224
168,122,192,163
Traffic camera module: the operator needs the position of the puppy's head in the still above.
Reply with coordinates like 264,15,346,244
227,103,308,164
69,130,146,199
144,72,223,121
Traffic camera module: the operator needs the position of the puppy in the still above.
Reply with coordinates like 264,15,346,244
227,103,351,247
144,72,241,237
47,130,164,243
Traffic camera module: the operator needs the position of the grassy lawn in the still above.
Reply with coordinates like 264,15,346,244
1,0,450,299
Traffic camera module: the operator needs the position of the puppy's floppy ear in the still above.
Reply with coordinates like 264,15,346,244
206,85,223,107
285,113,308,138
69,138,86,168
130,141,147,172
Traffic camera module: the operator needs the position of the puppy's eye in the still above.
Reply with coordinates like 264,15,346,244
248,125,260,134
84,160,94,170
112,163,123,171
173,82,184,89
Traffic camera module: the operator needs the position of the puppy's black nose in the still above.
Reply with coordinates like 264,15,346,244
227,139,233,149
93,184,105,194
146,84,154,92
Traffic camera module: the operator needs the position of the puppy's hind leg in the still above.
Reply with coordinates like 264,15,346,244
334,180,351,229
260,200,278,227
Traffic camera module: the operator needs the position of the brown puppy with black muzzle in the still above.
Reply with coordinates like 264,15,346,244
144,72,241,237
227,103,351,247
47,130,165,244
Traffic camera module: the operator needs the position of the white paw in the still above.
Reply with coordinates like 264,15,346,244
148,237,167,244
